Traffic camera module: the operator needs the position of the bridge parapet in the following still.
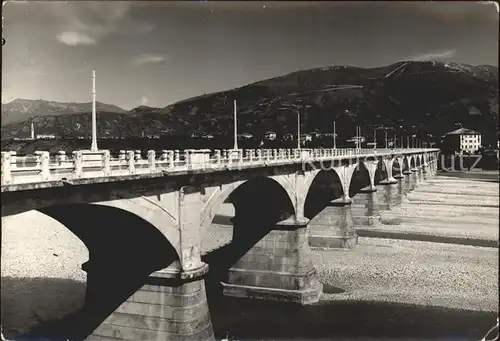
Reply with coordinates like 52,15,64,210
1,148,438,187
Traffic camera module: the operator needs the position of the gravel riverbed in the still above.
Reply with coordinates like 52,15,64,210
1,173,498,338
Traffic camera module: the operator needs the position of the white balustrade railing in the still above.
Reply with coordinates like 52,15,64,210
1,148,439,186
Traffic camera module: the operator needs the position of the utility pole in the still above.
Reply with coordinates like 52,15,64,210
373,129,377,149
393,132,397,148
406,136,410,149
357,126,360,149
297,107,301,149
359,126,362,149
30,118,35,140
333,120,337,149
384,130,388,149
233,100,238,150
90,69,98,152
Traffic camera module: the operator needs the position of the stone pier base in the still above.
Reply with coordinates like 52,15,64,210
307,199,358,249
417,168,425,183
376,180,399,211
404,171,415,192
88,266,214,341
422,166,429,180
222,218,322,305
351,187,380,226
410,169,420,188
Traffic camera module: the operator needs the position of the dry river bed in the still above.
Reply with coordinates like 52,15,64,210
1,172,498,339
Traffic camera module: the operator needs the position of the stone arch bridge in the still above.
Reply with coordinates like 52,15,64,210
1,147,438,340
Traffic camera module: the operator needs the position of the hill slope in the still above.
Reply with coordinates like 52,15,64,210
2,61,498,145
1,99,129,125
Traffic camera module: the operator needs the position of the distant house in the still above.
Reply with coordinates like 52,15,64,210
443,127,482,154
347,136,366,144
264,131,277,140
300,133,312,142
200,133,214,139
36,134,56,140
238,133,253,140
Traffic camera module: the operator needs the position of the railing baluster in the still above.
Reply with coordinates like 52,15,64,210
102,150,111,176
1,152,12,185
148,150,156,173
127,150,136,174
1,147,438,185
73,151,83,178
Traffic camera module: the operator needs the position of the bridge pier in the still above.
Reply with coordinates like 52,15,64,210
417,167,425,183
307,198,358,248
350,186,380,226
422,164,430,180
221,217,322,305
402,171,415,194
88,264,214,341
410,168,420,188
376,178,403,225
376,179,399,211
429,161,437,177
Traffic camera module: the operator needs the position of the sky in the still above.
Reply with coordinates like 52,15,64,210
2,1,498,110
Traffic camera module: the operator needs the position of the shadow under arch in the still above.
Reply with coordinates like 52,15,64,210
202,176,295,280
374,159,389,185
304,169,344,220
415,155,422,167
349,162,372,198
408,155,416,170
392,157,403,176
23,203,179,340
402,156,411,173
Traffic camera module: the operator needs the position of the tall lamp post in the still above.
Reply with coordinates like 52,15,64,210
333,120,337,149
233,100,238,150
90,69,98,152
281,101,308,149
297,108,301,149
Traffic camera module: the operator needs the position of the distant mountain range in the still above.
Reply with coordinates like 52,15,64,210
2,61,498,145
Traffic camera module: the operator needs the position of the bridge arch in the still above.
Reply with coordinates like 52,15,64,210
349,161,373,197
415,154,422,167
10,203,181,339
2,191,182,262
39,204,179,274
201,176,297,280
201,175,296,235
407,155,416,170
401,156,410,172
392,157,404,177
374,158,389,184
303,169,345,220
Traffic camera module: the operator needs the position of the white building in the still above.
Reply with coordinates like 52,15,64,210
36,134,56,140
444,128,482,154
264,131,277,140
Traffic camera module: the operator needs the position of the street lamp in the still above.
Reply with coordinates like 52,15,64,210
333,120,337,149
280,101,305,149
297,109,301,149
233,100,238,150
90,69,98,152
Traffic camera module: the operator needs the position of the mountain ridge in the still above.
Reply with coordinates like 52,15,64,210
2,61,498,146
